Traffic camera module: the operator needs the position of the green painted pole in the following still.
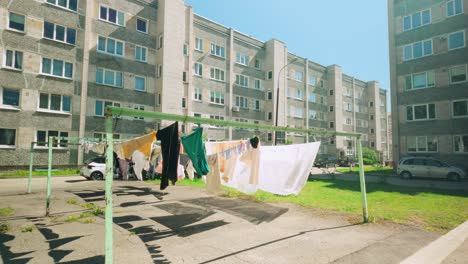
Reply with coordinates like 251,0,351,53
104,115,114,264
46,137,53,217
27,142,34,193
356,136,369,223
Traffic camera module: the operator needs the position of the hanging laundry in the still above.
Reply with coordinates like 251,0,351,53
114,131,156,160
241,137,261,185
131,151,147,181
258,142,321,195
88,142,106,155
181,127,210,176
206,154,221,193
205,140,244,173
119,159,129,180
156,122,180,190
186,160,195,181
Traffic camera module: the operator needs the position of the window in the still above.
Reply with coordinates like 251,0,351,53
36,130,69,148
403,9,431,31
134,76,146,92
405,71,435,90
370,101,374,107
287,88,291,98
355,104,360,113
182,71,187,82
135,45,147,62
194,87,202,101
99,5,125,26
268,71,273,80
453,100,468,117
370,115,374,120
403,39,432,61
210,68,225,82
183,44,188,56
255,59,260,69
194,63,203,76
195,38,203,51
158,34,163,49
8,12,25,32
407,136,438,153
43,21,76,45
236,52,249,66
309,110,317,119
267,133,272,141
46,0,78,11
329,89,334,96
235,96,248,109
93,133,120,142
133,105,144,120
39,93,71,113
294,88,303,100
136,17,148,33
450,65,467,83
294,107,304,118
329,122,334,128
267,91,273,100
295,71,303,82
210,91,224,105
370,128,375,134
210,43,225,58
95,100,120,117
98,36,124,56
266,112,272,120
344,102,352,111
448,31,465,50
308,92,316,103
345,118,352,125
329,106,334,112
357,119,369,128
320,80,324,88
254,79,261,90
406,104,436,121
309,76,317,86
454,135,468,153
344,88,352,97
255,100,260,110
0,128,16,147
235,75,249,87
4,50,23,70
447,0,463,17
41,58,73,79
0,88,20,108
96,68,123,87
157,65,163,78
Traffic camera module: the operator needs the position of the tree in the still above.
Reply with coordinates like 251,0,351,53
362,147,378,165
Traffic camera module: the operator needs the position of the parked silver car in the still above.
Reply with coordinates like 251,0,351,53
397,157,466,181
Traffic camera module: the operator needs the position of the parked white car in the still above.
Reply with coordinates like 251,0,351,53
80,156,112,180
397,157,466,181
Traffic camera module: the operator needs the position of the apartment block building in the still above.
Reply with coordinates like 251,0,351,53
0,0,389,168
388,0,468,170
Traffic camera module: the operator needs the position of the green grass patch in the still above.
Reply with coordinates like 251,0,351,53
0,169,79,178
67,198,78,205
146,178,207,188
81,203,104,216
21,226,34,232
336,166,393,176
0,207,15,217
65,215,80,222
0,222,10,234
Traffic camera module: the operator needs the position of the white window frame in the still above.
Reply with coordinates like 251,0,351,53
97,36,125,57
452,99,468,118
8,12,25,33
254,79,262,90
309,110,317,119
0,128,16,148
450,64,467,84
405,70,435,90
236,52,249,66
40,57,73,79
210,43,225,58
3,49,23,71
235,96,248,109
157,64,163,78
294,71,303,82
402,39,433,61
453,134,468,153
133,104,145,120
407,136,438,153
35,130,69,149
209,91,225,105
135,45,147,62
402,9,432,32
406,103,436,121
99,5,125,26
95,100,120,117
38,93,72,114
96,68,123,88
255,100,260,111
0,87,21,110
294,88,303,100
210,67,225,82
254,59,261,69
344,102,352,112
309,76,317,86
308,92,316,103
134,76,146,92
448,30,466,50
193,87,202,101
195,38,203,52
43,21,76,45
294,107,304,118
44,0,78,12
194,63,203,77
235,74,249,87
447,0,463,17
158,34,163,49
136,17,148,34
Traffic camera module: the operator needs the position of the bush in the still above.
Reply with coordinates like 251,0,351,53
362,148,379,165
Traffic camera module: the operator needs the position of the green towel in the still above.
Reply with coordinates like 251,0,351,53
181,127,210,175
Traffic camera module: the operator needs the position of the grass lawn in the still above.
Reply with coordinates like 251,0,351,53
0,207,15,217
336,166,394,176
0,169,79,178
147,178,468,233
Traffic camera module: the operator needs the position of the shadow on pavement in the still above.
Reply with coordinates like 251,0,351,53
0,234,34,264
312,179,468,197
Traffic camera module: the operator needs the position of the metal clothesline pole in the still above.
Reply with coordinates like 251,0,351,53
102,106,369,263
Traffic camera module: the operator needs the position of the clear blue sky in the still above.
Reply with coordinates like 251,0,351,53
186,0,390,108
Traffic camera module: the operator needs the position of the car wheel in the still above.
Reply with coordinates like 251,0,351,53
447,173,461,182
90,171,104,181
401,171,412,179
